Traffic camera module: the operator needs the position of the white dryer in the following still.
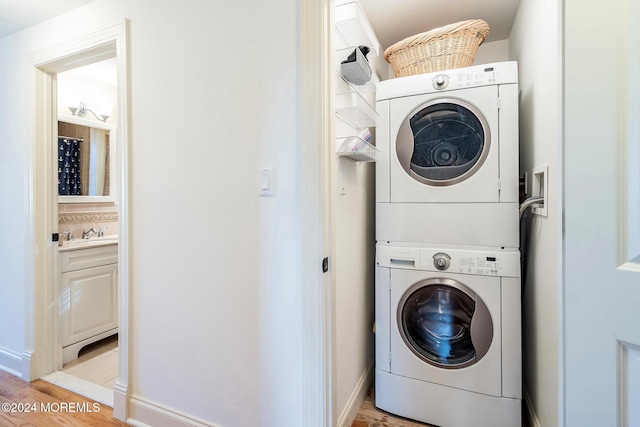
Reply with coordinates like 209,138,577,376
375,243,521,427
376,62,519,247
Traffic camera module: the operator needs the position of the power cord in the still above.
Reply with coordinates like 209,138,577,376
519,196,544,219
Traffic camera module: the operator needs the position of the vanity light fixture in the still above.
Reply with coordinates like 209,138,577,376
68,103,109,122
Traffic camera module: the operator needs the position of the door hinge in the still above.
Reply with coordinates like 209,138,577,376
52,233,59,242
498,179,502,191
322,257,329,273
497,97,502,109
388,352,392,363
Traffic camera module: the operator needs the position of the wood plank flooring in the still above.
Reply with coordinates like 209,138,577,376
0,371,128,426
0,372,419,427
2,337,436,427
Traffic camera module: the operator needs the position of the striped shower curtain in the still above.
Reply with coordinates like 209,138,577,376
58,136,82,195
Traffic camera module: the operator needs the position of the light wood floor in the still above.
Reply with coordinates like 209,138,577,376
62,334,119,389
39,334,119,407
2,340,450,427
0,373,426,427
0,371,128,426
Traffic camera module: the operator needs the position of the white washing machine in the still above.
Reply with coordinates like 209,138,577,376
376,61,519,247
375,243,521,427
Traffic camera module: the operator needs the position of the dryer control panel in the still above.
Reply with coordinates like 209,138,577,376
376,61,518,101
376,244,520,278
431,70,496,91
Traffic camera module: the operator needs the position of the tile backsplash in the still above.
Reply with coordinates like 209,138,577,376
58,203,118,241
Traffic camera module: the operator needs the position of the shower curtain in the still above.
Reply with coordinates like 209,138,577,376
58,136,82,196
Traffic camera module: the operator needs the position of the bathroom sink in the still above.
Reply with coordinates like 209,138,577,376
60,235,119,251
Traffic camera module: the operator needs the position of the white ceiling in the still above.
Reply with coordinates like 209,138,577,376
0,0,94,38
359,0,522,51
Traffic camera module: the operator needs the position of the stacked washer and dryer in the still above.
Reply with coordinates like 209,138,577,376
374,61,522,426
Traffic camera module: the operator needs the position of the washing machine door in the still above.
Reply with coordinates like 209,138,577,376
397,278,493,369
396,98,490,186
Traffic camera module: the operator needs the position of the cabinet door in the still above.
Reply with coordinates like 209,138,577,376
60,264,118,347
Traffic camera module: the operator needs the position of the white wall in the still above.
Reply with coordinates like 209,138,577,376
473,39,509,66
509,0,562,426
0,1,304,426
333,114,376,426
0,38,27,373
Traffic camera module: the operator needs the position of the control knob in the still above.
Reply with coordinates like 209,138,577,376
433,253,451,270
432,74,449,90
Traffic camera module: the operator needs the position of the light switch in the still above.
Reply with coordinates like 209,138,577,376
259,168,274,196
339,169,346,195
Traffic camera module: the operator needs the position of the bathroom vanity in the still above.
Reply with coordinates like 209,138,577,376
58,239,118,364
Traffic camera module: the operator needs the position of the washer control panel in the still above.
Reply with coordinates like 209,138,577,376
428,248,520,277
457,254,502,275
376,244,521,278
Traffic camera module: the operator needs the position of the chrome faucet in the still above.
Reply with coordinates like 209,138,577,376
82,228,98,239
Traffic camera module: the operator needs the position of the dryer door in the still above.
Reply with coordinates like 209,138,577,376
396,99,490,187
397,278,493,369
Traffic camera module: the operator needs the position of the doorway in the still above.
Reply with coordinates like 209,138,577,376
41,57,120,407
26,21,130,420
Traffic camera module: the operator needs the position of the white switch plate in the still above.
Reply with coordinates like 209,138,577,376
259,168,274,196
339,169,346,195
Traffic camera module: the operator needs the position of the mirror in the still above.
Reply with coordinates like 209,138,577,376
58,115,116,203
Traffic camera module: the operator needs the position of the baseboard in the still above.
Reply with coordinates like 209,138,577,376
0,347,25,379
127,394,223,427
22,350,35,380
337,359,374,427
523,387,542,427
113,381,128,421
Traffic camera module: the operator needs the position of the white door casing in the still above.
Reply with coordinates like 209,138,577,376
564,0,640,425
26,21,130,421
300,0,333,425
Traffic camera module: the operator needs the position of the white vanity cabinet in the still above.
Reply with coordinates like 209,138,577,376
59,244,118,363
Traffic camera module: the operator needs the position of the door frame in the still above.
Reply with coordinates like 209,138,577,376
300,0,334,424
25,20,130,421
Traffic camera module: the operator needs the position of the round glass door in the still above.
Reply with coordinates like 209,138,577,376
395,99,490,186
397,278,493,369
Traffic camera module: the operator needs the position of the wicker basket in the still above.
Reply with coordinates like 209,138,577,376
384,19,490,77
